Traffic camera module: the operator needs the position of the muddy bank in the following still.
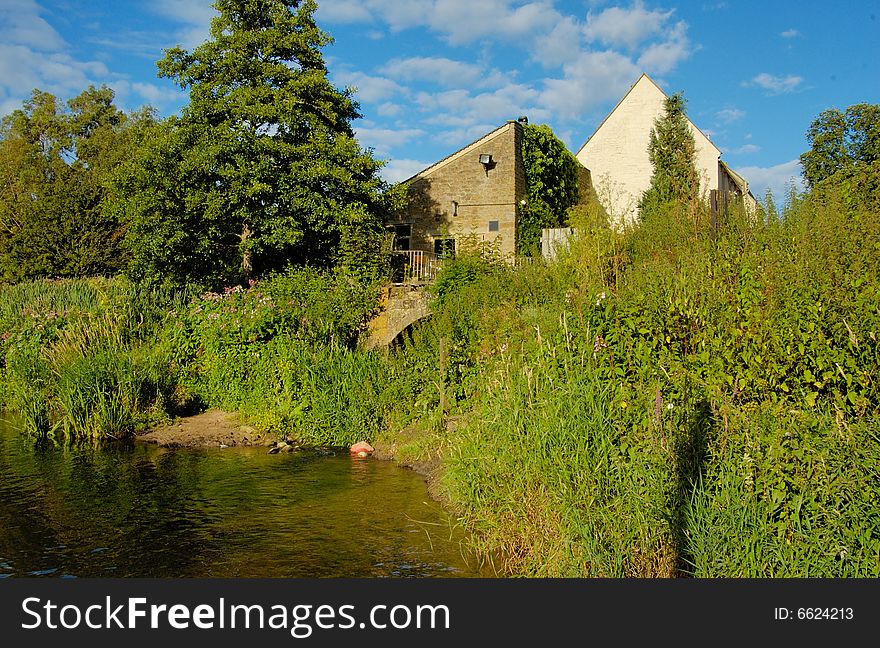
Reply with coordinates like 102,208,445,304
137,409,450,504
373,440,443,498
137,409,280,448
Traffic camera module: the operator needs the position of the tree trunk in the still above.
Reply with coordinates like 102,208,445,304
240,222,253,284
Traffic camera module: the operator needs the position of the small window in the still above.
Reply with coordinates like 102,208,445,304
434,237,456,260
488,220,499,232
391,224,411,251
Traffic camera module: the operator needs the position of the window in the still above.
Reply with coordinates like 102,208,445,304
434,237,456,260
391,224,411,251
488,220,499,232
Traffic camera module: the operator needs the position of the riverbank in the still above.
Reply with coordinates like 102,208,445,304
137,408,448,502
2,184,879,577
137,409,280,448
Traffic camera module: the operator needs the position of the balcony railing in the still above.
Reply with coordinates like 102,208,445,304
390,250,441,284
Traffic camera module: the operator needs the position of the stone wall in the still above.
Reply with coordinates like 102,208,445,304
392,121,526,260
361,284,431,349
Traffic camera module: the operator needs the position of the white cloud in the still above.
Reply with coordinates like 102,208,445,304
728,143,760,155
315,0,375,24
377,102,404,117
432,123,501,147
737,159,805,200
0,43,110,105
334,70,405,104
151,0,217,49
382,57,485,88
716,107,745,123
131,81,184,107
104,79,184,112
0,0,66,51
0,0,99,114
415,81,547,137
584,1,675,49
533,17,583,68
318,0,561,46
636,20,692,74
746,72,804,94
0,0,210,118
780,28,800,38
540,50,640,119
354,126,426,155
380,158,433,183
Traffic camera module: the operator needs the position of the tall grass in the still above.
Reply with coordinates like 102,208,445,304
163,267,387,447
1,179,877,577
1,277,183,440
391,182,880,577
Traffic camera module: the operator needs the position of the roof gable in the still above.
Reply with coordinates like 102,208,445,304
403,121,518,183
576,73,720,158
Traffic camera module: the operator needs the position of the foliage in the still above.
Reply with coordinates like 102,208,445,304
639,93,700,220
164,267,384,444
0,278,184,440
800,103,880,188
518,123,582,255
429,250,502,307
0,87,150,283
110,0,387,289
378,174,880,577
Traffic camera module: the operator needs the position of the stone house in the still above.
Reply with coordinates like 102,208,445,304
388,119,527,267
576,73,757,225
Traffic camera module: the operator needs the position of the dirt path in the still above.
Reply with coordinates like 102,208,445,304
137,410,279,448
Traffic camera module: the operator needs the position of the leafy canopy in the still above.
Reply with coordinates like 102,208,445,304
800,103,880,188
0,86,146,284
639,92,700,219
518,123,582,254
111,0,387,289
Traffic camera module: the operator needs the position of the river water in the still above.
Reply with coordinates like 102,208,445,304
0,419,489,578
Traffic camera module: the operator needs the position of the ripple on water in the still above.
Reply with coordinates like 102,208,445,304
0,423,489,578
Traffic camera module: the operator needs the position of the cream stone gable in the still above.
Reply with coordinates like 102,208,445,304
576,73,753,225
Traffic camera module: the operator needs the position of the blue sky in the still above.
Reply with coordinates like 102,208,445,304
2,1,879,200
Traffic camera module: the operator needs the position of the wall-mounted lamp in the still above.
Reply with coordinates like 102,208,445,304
452,200,458,216
479,153,494,176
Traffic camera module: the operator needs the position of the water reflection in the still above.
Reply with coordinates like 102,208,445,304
0,419,488,578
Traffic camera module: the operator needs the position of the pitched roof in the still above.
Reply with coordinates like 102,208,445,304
719,159,757,201
575,73,720,159
401,121,519,183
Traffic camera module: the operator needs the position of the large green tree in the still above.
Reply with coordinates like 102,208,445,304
638,92,700,219
518,123,582,254
112,0,386,288
0,86,142,283
800,103,880,188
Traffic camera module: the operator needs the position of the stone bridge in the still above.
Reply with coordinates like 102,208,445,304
361,284,432,349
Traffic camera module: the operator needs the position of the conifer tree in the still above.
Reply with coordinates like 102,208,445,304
639,93,700,219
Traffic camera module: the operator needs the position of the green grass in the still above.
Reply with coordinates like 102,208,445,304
377,181,880,577
1,176,878,577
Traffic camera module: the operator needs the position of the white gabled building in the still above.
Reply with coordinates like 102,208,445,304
576,73,756,225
